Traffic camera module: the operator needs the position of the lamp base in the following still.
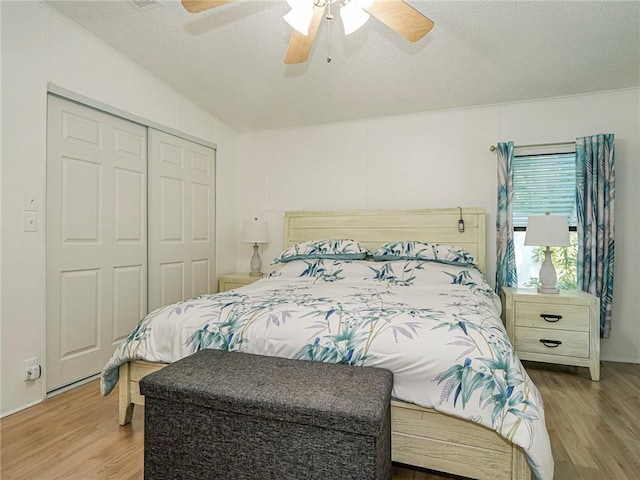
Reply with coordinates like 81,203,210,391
249,243,263,277
537,246,559,294
537,286,560,294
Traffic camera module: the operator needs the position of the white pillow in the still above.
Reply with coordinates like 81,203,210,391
273,239,369,263
371,241,477,266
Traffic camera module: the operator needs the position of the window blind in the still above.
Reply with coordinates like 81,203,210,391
513,153,577,228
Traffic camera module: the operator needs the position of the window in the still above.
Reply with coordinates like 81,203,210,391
512,149,578,288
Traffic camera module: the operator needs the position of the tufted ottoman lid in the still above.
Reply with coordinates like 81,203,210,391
139,349,393,437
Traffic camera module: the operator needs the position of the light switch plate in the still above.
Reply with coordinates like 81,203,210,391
24,192,38,212
24,212,37,232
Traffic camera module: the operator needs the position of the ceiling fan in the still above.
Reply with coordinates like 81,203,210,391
181,0,434,64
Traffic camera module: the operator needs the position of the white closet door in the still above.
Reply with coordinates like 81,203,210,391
148,129,216,311
46,96,147,391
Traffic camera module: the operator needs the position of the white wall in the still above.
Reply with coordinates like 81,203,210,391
235,88,640,365
0,2,3,418
0,1,239,415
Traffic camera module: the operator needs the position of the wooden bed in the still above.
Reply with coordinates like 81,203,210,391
117,208,532,480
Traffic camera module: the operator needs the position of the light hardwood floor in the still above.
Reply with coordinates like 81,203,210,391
1,362,638,480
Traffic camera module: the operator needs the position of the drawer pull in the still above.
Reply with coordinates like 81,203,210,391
540,339,562,348
540,314,562,322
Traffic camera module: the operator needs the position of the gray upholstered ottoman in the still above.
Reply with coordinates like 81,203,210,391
139,349,393,480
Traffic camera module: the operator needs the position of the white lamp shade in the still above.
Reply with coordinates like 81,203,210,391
340,1,370,35
242,219,269,244
524,214,570,247
283,0,314,36
286,0,308,8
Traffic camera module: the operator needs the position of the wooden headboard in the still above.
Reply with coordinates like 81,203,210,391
283,208,486,273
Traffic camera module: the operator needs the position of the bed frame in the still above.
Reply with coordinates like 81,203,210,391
118,208,532,480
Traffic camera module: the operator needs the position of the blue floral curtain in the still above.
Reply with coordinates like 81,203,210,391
576,134,615,338
495,141,517,293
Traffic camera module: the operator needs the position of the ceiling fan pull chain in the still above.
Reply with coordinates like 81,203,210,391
326,0,333,62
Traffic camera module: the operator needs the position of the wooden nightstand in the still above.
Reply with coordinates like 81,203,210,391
218,273,263,292
502,287,600,381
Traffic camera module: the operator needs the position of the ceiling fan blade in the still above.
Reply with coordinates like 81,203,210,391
181,0,235,14
284,4,326,65
363,0,434,42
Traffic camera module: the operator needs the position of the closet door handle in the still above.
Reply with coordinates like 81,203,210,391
540,314,562,323
540,339,562,348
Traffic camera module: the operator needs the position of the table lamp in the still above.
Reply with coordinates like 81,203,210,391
524,212,569,294
242,218,269,277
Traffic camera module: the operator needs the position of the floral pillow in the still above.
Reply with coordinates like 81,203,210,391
371,241,478,266
273,239,370,263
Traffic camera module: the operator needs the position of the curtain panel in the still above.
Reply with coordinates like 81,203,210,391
576,134,615,338
495,141,517,294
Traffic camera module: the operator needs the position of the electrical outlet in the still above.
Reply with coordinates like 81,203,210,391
23,358,41,381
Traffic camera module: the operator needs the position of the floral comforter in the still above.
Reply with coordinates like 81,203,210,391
101,259,553,479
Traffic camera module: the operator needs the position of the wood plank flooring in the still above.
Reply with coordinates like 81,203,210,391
1,361,638,480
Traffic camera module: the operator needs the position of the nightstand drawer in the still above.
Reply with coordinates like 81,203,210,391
515,326,589,358
218,274,262,292
221,281,250,291
514,302,589,331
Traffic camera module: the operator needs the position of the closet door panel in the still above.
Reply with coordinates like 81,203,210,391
46,95,147,392
114,168,144,242
112,264,145,343
191,259,211,298
59,269,100,358
148,130,216,311
159,176,184,241
191,182,210,241
61,157,101,242
159,261,185,307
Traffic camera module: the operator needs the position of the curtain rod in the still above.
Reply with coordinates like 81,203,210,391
489,141,574,152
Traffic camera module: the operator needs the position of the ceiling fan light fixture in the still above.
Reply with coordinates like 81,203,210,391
340,0,370,35
284,0,315,36
285,0,308,8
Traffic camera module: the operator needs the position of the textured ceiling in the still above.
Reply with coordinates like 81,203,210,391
46,0,640,132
